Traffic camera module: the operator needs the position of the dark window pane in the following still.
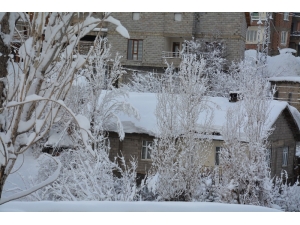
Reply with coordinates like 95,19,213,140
127,40,132,60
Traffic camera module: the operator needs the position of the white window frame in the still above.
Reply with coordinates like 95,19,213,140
281,31,288,45
282,147,288,167
250,12,266,21
141,140,152,160
284,12,289,21
132,12,140,21
174,13,182,21
215,147,220,165
246,28,264,44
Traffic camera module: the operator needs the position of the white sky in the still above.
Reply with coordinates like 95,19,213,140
2,1,297,13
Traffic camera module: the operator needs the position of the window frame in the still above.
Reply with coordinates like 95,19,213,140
284,12,289,21
215,147,220,166
132,12,140,20
174,13,182,21
266,148,271,168
282,147,288,167
141,140,153,160
281,31,288,45
246,28,264,44
127,39,143,61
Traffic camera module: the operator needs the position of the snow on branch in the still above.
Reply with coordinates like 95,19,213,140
0,154,61,205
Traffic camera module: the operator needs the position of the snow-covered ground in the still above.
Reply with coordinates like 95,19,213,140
0,201,280,212
1,149,283,212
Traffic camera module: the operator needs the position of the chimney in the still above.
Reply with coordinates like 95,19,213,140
229,91,241,102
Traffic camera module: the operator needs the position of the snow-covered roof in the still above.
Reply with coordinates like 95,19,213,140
245,50,300,77
268,76,300,83
106,92,300,141
279,48,297,54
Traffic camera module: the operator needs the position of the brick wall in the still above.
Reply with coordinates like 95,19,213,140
106,12,247,71
194,12,246,62
270,12,293,56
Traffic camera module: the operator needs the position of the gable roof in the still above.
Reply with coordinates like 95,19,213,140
106,91,300,141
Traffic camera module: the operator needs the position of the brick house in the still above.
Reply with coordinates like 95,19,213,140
245,12,293,56
104,12,248,83
107,92,300,184
289,12,300,56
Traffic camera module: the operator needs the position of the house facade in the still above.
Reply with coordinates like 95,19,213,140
104,12,247,83
107,92,300,184
289,12,300,56
245,12,293,56
269,77,300,112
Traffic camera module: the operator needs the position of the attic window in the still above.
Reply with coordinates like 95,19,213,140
174,13,182,21
133,12,140,20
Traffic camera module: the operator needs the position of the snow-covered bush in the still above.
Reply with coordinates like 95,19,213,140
146,53,213,201
271,171,300,212
27,140,139,201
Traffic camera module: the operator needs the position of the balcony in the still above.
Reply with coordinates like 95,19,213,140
291,31,300,36
162,51,181,58
162,51,181,66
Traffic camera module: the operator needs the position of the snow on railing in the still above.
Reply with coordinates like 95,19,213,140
162,51,181,58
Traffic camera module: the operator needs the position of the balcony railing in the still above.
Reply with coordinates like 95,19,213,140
291,31,300,36
162,51,181,58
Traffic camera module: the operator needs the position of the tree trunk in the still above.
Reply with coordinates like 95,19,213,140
0,12,11,199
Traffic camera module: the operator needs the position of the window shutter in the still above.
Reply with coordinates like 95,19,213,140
127,40,133,60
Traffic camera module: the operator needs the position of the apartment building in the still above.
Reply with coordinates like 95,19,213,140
104,12,247,82
245,12,293,56
289,12,300,56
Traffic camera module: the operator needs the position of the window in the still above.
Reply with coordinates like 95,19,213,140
246,30,258,43
284,12,289,21
174,13,182,21
266,148,271,168
250,12,266,20
282,147,288,167
132,12,140,20
246,28,264,44
142,141,152,160
215,147,220,165
127,39,143,60
288,92,292,103
281,31,288,45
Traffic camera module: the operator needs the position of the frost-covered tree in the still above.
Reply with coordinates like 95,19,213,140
24,36,140,202
215,60,274,206
146,54,213,201
0,12,129,204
